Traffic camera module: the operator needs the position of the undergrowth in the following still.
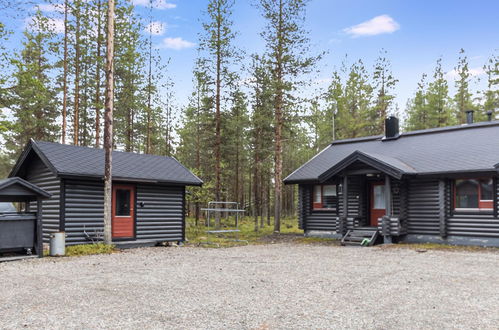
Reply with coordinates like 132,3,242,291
185,216,310,247
65,243,116,256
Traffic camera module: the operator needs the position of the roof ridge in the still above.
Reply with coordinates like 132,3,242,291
34,140,174,159
330,120,499,146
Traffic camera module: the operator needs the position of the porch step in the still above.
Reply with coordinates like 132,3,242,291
341,228,379,247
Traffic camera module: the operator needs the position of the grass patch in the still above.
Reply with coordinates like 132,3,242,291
295,236,341,245
385,242,499,252
185,216,305,247
65,243,116,256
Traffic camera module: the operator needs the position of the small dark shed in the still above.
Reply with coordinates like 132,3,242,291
9,140,203,247
0,177,51,258
285,117,499,247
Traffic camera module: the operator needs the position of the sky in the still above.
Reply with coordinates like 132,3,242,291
3,0,499,117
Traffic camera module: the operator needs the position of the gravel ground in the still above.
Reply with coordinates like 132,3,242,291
0,244,498,330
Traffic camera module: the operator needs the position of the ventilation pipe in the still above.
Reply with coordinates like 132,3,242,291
384,116,400,140
487,110,493,121
465,110,474,124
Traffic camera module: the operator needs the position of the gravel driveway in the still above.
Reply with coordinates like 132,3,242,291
0,244,498,330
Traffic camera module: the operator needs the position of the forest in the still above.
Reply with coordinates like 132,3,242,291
0,0,498,231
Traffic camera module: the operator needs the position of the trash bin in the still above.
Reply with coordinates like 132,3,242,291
50,232,66,256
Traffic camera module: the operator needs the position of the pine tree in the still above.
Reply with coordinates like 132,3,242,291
482,54,498,119
199,0,239,204
113,0,146,152
336,60,373,139
405,74,429,131
258,0,320,232
103,0,115,245
5,11,59,157
453,49,475,123
370,50,398,134
426,58,454,127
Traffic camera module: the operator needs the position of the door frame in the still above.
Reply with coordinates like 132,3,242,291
111,183,137,241
369,181,386,227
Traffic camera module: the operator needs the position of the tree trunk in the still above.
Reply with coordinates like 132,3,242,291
273,0,284,233
73,8,81,145
95,0,102,148
145,6,153,154
253,149,259,232
62,0,68,144
103,0,115,245
267,177,271,226
214,7,222,204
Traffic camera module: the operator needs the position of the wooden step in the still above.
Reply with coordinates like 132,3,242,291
341,229,380,247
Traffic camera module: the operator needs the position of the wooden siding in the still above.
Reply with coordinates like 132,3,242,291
26,158,60,242
64,180,104,245
298,174,499,242
407,179,440,235
63,180,185,244
136,185,184,241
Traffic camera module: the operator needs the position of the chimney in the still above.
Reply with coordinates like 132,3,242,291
487,110,493,121
465,110,474,124
384,116,399,140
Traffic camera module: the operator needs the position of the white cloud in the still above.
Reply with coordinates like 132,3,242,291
445,67,485,79
145,21,166,35
343,15,400,37
37,3,64,13
25,16,65,34
132,0,176,10
159,37,195,50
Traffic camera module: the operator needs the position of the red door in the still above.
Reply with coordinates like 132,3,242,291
370,182,386,227
112,185,135,239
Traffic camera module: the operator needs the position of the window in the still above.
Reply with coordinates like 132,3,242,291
313,185,337,210
372,185,386,209
115,189,131,216
455,178,493,210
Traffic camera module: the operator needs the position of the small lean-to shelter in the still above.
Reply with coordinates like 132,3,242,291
9,140,203,247
0,177,51,259
284,112,499,247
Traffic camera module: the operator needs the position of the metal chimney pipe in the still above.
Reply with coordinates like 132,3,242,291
465,110,474,124
487,110,493,121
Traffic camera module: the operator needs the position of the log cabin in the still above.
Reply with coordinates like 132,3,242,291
9,140,203,248
284,112,499,247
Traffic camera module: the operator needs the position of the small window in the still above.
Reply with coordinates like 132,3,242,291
373,185,386,209
115,189,131,216
313,185,337,210
455,178,493,210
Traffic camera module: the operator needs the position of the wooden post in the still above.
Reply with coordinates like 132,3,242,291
493,177,498,219
438,179,446,238
36,197,43,258
340,175,348,235
384,175,392,244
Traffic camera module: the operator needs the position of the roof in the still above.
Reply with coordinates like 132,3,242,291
285,121,499,184
10,140,203,186
0,177,52,200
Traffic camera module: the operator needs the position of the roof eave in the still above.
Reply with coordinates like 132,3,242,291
58,173,203,186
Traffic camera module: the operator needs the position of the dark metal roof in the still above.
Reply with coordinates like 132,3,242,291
10,140,203,186
285,121,499,184
0,177,52,199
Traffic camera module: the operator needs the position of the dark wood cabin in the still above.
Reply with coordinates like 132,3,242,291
284,114,499,247
9,140,203,247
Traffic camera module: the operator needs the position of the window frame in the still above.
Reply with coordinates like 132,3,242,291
312,184,338,211
453,177,494,212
